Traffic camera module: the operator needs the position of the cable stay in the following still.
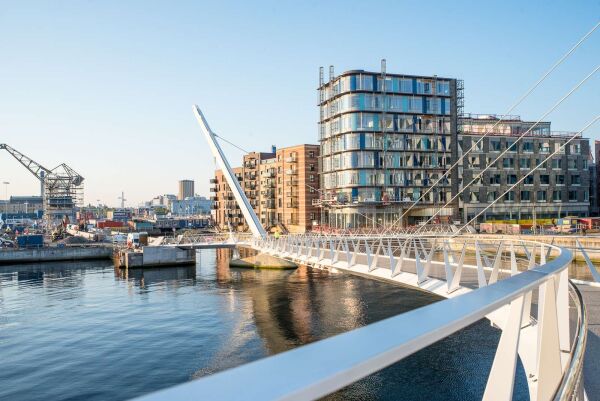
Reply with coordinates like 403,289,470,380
384,21,600,233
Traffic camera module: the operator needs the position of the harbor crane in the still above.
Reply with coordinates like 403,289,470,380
0,143,85,226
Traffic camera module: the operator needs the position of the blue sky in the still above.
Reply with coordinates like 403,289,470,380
1,1,599,206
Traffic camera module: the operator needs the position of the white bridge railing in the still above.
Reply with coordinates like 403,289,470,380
136,234,586,401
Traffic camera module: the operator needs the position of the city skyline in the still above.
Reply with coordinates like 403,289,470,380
1,1,599,206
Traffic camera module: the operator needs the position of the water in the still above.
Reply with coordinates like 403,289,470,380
0,249,528,401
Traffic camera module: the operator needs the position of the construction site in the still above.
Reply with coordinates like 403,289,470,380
0,143,84,235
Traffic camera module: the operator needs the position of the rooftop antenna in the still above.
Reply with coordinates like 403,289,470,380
118,191,126,208
319,66,324,87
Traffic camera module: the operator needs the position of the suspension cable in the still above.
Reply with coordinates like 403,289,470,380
385,21,600,233
407,63,600,238
451,114,600,238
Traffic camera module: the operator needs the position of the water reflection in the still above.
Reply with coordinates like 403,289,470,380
113,265,197,288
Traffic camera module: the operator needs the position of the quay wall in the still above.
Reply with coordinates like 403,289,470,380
0,246,113,264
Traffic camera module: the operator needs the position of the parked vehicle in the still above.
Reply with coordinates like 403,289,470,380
127,232,148,249
111,234,127,244
0,237,15,248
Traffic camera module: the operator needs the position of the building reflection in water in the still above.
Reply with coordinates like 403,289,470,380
203,247,366,356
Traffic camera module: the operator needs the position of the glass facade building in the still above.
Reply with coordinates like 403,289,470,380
317,67,461,228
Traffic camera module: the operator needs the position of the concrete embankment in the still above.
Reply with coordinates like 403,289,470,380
0,246,113,264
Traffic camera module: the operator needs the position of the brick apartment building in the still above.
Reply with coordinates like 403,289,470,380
211,144,320,233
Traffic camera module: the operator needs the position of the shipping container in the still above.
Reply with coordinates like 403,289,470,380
16,234,44,248
97,220,125,229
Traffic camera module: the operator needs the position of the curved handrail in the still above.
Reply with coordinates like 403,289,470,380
553,281,588,400
134,235,586,401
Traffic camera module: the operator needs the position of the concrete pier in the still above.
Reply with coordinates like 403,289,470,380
0,246,113,264
115,246,196,268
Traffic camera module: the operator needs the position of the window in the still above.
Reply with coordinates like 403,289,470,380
522,141,534,153
537,191,547,202
308,151,315,158
556,175,565,185
520,158,531,169
538,142,550,153
553,191,561,202
507,174,517,184
572,175,580,185
468,156,480,169
551,158,562,169
569,190,578,202
540,175,549,185
570,143,581,154
585,190,589,201
521,191,531,202
503,157,514,169
309,164,315,172
583,160,589,169
506,140,516,152
309,174,315,182
504,191,515,202
470,191,479,203
568,159,577,169
487,191,496,202
490,139,501,151
491,174,501,185
524,176,533,185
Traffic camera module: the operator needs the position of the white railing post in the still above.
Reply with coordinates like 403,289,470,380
448,243,466,293
475,241,488,288
482,295,525,401
535,275,563,401
488,242,504,284
510,242,518,276
368,239,382,272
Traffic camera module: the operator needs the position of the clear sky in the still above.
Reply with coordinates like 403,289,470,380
1,1,599,207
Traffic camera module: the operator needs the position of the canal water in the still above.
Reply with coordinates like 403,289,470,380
0,249,528,401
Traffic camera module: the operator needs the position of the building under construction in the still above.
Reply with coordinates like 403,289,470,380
0,144,84,227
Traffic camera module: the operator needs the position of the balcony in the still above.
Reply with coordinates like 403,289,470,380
285,156,297,163
209,178,218,184
285,169,297,175
210,196,218,201
209,187,217,192
286,202,299,209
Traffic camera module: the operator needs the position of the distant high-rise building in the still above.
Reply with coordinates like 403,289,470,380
178,180,195,200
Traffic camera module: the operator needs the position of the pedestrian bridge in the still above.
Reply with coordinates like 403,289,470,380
133,106,590,400
137,233,588,401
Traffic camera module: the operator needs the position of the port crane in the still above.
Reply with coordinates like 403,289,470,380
0,143,85,226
